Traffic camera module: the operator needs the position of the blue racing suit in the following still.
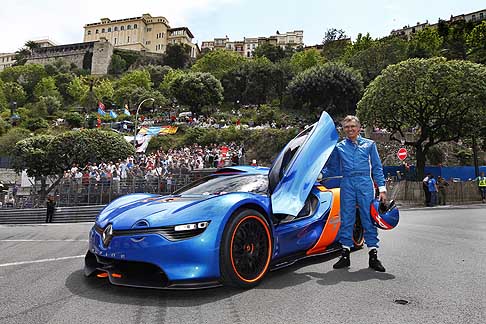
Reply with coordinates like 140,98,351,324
322,136,386,248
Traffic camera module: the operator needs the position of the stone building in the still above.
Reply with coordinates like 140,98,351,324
83,13,199,58
391,8,486,39
201,30,304,57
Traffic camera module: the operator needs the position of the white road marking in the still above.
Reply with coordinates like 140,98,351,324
0,239,88,242
0,255,84,268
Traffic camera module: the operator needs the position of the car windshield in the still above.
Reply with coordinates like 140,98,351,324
174,174,268,196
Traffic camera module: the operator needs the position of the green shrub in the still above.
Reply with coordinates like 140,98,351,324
24,117,49,131
64,112,83,128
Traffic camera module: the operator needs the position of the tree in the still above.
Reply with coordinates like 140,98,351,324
323,28,348,44
407,28,443,58
93,78,114,103
144,65,172,88
289,49,325,73
2,82,27,106
345,36,408,86
13,40,41,66
67,76,89,104
342,33,375,60
287,62,363,117
170,72,223,116
0,80,7,111
357,58,486,179
11,135,57,200
441,20,475,60
191,49,246,79
108,54,127,75
12,130,135,199
467,21,486,63
0,127,31,156
50,129,135,170
253,43,286,63
114,70,160,108
0,64,47,100
33,96,62,116
34,76,61,100
221,57,277,105
322,28,349,61
164,43,191,69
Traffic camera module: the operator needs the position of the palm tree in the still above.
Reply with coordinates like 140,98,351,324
13,40,40,66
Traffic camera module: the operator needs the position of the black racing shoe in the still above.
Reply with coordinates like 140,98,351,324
369,249,386,272
333,248,350,269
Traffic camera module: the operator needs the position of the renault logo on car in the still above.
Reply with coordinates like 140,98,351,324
102,224,113,247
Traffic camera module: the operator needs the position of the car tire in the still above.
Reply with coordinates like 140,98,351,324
220,209,272,289
352,211,364,249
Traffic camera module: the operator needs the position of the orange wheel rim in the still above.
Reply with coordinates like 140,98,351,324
229,215,272,283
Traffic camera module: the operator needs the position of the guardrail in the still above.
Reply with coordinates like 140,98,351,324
0,205,105,224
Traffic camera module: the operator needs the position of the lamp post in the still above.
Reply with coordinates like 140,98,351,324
133,98,155,152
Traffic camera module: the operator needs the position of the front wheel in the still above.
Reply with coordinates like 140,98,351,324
220,209,272,288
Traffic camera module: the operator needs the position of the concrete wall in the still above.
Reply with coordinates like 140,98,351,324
91,39,113,75
26,40,113,75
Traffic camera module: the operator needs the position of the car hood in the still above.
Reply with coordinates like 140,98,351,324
96,194,214,229
268,111,338,216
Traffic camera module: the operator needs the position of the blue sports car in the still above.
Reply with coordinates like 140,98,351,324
84,112,364,289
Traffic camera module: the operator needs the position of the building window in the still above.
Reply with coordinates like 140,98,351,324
127,25,131,30
101,28,105,33
108,27,111,32
134,24,138,29
127,36,130,42
121,26,125,30
145,41,151,45
114,38,117,44
472,15,476,21
480,13,484,19
96,29,99,34
147,27,152,32
114,26,118,31
87,30,91,35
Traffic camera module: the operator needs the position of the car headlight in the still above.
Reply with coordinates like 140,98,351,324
174,221,209,231
160,221,211,241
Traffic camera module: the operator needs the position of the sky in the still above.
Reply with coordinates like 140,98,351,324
1,0,485,53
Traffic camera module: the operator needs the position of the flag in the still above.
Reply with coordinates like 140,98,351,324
98,101,105,111
97,101,106,116
109,110,118,118
123,104,130,116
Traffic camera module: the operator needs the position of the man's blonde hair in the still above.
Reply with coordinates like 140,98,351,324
342,115,361,126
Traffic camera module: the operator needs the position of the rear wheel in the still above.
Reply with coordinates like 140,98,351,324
220,209,272,288
353,210,364,249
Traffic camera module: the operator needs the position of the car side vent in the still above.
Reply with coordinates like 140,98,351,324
157,227,207,241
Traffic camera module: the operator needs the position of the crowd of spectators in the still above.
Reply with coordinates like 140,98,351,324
60,142,246,190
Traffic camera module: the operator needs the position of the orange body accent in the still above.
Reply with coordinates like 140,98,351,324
111,273,122,278
306,187,341,255
230,215,272,283
97,272,109,278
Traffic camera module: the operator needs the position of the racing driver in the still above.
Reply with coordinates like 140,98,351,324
322,115,387,272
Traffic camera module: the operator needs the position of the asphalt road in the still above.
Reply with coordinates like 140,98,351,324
0,205,485,324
